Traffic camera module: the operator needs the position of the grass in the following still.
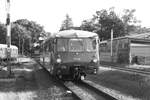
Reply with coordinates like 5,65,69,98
0,76,38,100
87,71,150,100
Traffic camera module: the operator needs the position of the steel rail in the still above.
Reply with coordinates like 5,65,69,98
69,81,117,100
101,64,150,76
109,66,150,76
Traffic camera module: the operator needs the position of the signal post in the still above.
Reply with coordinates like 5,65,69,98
6,0,12,77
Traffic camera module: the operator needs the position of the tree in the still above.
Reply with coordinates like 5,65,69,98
121,9,141,34
80,18,97,32
11,23,31,54
14,19,46,43
60,14,73,31
0,19,49,55
12,19,47,54
80,8,140,40
0,23,6,44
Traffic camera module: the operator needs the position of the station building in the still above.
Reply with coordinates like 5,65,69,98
99,32,150,65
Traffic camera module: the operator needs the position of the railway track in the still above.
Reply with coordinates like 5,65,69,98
13,55,147,100
55,73,118,100
26,52,143,100
60,64,150,100
34,58,144,100
33,58,118,100
108,65,150,76
64,81,117,100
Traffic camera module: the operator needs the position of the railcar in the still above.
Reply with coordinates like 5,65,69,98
30,45,41,62
41,30,100,80
31,45,41,57
99,37,150,65
0,44,18,61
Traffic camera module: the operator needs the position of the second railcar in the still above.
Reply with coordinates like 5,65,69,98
0,44,18,61
41,30,100,80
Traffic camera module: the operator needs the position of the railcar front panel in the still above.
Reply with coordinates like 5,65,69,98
53,52,99,73
56,52,98,63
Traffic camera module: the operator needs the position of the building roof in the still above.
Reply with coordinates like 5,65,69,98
99,32,150,42
130,43,150,46
127,32,150,39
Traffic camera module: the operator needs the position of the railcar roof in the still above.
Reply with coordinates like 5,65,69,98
0,44,18,49
54,30,98,38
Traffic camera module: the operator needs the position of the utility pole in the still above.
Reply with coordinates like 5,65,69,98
22,38,24,55
6,0,11,77
111,28,113,62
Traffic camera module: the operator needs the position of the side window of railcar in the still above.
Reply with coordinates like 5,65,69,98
92,39,96,50
49,40,55,52
49,42,52,51
48,41,51,51
57,39,67,51
45,44,48,52
86,39,96,51
44,42,49,52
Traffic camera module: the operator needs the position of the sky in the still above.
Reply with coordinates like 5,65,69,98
0,0,150,33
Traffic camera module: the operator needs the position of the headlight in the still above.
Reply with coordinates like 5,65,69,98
75,67,78,70
93,59,98,63
56,58,61,63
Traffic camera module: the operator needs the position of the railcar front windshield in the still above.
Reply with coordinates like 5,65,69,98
57,38,97,52
69,39,84,52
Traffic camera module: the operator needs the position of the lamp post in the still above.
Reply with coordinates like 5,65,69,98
22,38,24,55
18,33,20,54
